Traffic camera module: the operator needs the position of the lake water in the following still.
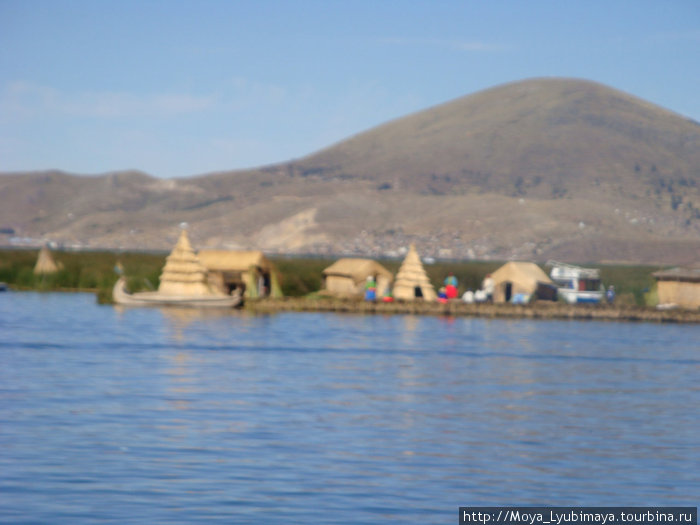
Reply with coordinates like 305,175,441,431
0,292,698,524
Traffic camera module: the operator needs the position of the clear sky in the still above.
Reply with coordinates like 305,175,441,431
1,0,698,178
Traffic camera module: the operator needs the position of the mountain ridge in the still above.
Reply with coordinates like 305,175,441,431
2,77,699,265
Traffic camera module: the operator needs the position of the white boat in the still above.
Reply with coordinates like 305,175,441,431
112,277,241,308
546,261,604,304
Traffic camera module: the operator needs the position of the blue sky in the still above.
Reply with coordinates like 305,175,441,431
1,0,698,178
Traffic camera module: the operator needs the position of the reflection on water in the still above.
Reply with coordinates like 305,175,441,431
0,292,699,524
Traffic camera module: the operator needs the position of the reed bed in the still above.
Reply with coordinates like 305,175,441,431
1,248,663,308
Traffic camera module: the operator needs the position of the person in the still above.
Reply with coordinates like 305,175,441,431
438,286,448,303
482,274,494,302
606,285,615,304
444,272,458,299
382,285,394,302
364,275,377,301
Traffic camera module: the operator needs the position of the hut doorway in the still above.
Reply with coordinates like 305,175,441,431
221,271,245,296
504,282,513,302
414,286,423,298
258,272,271,297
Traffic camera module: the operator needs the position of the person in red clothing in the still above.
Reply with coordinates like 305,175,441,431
444,272,458,299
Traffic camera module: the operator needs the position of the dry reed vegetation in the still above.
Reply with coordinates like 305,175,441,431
1,249,660,307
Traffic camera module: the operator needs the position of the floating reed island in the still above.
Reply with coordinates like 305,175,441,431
4,235,698,323
244,297,700,324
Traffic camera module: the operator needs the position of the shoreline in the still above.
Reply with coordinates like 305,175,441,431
3,287,698,323
244,297,700,324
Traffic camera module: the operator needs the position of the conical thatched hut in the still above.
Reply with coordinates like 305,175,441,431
34,245,61,275
322,258,393,298
198,249,282,299
157,230,218,296
392,244,437,301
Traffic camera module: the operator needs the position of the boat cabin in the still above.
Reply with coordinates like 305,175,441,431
547,261,603,304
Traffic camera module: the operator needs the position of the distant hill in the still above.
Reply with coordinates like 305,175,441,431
293,78,700,198
2,78,700,264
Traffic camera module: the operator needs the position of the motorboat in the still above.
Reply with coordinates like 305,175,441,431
547,260,604,304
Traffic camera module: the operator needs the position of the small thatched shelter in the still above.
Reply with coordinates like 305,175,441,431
158,230,218,296
490,261,556,303
392,244,437,301
322,258,393,298
34,245,61,275
198,249,281,299
653,265,700,309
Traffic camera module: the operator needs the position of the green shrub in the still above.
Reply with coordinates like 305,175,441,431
270,256,334,297
15,266,36,288
78,268,100,289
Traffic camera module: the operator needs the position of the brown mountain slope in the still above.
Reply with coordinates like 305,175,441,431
290,77,700,199
1,78,700,264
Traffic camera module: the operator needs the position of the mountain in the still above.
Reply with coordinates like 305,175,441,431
2,78,700,264
294,78,700,198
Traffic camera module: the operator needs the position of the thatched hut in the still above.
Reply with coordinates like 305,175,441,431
322,258,393,298
653,265,700,309
158,229,217,296
198,250,281,299
392,244,437,301
490,261,556,303
34,245,61,275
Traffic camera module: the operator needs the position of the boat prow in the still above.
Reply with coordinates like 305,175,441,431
112,277,242,308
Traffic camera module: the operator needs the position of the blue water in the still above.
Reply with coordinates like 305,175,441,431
0,292,698,524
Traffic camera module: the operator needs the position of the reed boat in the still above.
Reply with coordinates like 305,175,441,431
112,277,241,308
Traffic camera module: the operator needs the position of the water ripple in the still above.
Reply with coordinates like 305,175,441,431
1,292,699,523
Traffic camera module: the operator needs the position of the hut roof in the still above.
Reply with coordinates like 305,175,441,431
392,244,437,301
653,265,700,283
491,262,553,287
158,229,215,296
34,245,60,274
198,250,272,272
322,258,393,283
